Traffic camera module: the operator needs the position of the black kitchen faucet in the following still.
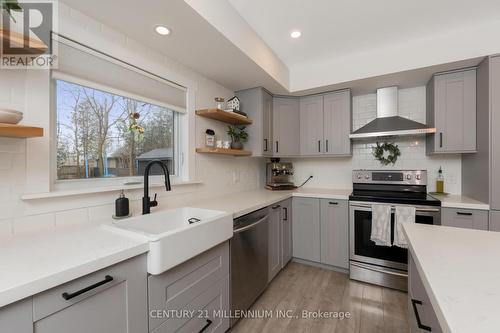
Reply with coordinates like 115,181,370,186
142,160,171,215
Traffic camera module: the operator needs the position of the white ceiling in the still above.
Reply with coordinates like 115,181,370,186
61,0,500,95
60,0,290,94
228,0,500,68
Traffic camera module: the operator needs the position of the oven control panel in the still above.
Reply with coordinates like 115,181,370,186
352,170,427,185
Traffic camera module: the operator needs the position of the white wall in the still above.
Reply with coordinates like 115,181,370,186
0,3,264,237
291,87,462,193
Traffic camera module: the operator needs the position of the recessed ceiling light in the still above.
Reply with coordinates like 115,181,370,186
155,25,170,36
290,30,301,39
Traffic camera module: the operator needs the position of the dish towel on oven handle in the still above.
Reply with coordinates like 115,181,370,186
370,204,392,247
393,206,416,248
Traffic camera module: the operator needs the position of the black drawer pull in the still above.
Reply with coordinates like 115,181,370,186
62,275,113,300
199,319,213,333
457,212,473,216
411,299,432,331
272,204,281,209
329,202,338,205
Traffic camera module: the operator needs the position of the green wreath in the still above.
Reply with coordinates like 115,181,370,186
372,142,401,165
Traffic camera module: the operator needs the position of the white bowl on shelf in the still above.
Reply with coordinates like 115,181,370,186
0,109,23,124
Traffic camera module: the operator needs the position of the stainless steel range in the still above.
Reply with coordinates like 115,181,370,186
349,170,441,291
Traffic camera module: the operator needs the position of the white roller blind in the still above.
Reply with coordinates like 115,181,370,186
52,36,187,113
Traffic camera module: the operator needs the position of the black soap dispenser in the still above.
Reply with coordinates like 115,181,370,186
114,190,130,218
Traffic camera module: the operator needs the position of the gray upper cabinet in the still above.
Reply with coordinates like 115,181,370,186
441,208,488,230
273,97,300,156
235,87,273,156
491,56,500,210
323,90,352,155
32,254,148,333
0,298,33,333
280,198,293,267
298,90,352,156
300,95,324,155
427,68,477,154
268,203,282,282
292,197,320,262
320,199,349,269
262,89,274,156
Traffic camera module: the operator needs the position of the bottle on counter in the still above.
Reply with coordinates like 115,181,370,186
114,190,130,218
436,167,444,193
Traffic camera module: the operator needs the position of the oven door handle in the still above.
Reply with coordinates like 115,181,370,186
350,203,440,213
350,262,408,277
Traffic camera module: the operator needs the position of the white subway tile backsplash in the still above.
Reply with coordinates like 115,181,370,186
13,213,55,235
55,208,89,227
0,219,12,237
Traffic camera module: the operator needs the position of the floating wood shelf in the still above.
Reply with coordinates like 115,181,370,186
196,147,252,156
0,123,44,138
196,109,253,125
0,29,48,55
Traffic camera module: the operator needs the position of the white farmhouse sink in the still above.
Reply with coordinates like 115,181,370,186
102,207,232,274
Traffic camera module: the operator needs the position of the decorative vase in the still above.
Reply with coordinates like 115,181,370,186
231,141,243,150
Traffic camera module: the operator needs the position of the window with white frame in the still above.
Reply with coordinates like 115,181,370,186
52,36,187,184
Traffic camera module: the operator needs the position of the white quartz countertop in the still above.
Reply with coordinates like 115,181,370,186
403,223,500,333
0,225,148,308
429,193,489,210
0,187,350,308
186,187,351,218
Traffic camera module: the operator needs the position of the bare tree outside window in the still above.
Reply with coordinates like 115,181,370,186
56,80,175,180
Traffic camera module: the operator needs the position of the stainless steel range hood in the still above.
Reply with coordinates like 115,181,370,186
349,86,436,139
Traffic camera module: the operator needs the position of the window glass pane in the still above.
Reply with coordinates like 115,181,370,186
56,80,175,180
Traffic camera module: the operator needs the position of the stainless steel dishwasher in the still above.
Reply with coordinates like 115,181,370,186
230,207,269,327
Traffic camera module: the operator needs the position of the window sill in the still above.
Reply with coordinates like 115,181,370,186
20,179,203,200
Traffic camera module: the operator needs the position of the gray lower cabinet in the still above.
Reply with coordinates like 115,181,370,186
235,87,273,156
148,242,229,333
320,199,349,269
273,97,300,156
489,210,500,232
32,254,148,333
441,208,489,230
0,298,33,333
268,203,282,282
292,197,320,262
426,68,477,154
408,253,442,333
323,90,351,155
280,198,293,267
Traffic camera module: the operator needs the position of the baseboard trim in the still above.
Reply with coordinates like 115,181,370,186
291,258,349,274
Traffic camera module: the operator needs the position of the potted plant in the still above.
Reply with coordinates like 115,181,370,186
227,125,248,150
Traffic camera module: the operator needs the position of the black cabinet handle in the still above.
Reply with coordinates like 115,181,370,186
329,202,338,205
283,207,288,221
318,140,321,153
264,139,268,152
457,212,473,216
326,140,329,153
276,141,279,153
439,132,443,148
198,319,213,333
272,204,281,210
411,299,432,331
62,275,113,300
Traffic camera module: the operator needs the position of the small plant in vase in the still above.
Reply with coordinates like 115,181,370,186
227,125,248,150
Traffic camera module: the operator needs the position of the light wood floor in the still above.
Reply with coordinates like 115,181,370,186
231,262,409,333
